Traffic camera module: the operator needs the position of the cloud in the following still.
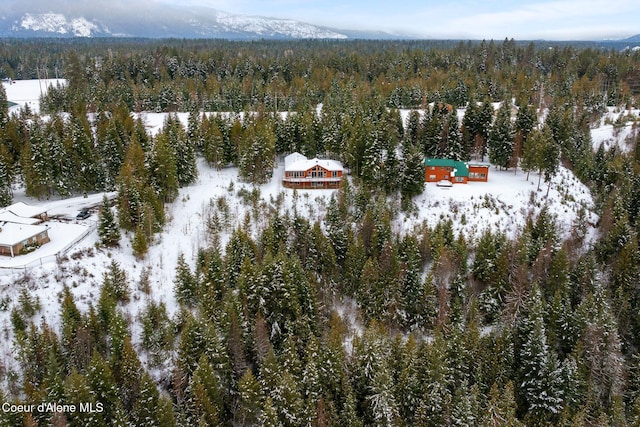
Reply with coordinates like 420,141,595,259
445,0,640,39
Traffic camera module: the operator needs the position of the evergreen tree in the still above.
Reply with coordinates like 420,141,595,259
149,132,179,203
102,260,130,303
98,195,121,247
521,126,544,181
0,158,13,206
64,369,107,426
186,354,223,426
175,253,198,306
237,369,263,426
541,126,560,197
168,115,198,186
400,143,426,202
87,352,123,425
516,285,564,424
132,225,148,259
132,372,168,427
512,104,536,173
481,382,523,427
444,111,465,160
238,119,276,184
488,101,514,169
201,114,225,169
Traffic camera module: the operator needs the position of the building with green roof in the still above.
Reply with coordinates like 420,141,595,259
424,158,489,184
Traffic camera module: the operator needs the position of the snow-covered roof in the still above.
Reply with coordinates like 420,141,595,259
0,222,48,247
284,152,343,172
284,152,307,168
3,202,47,219
0,211,41,225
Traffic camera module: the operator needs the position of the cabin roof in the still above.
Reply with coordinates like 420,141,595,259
285,152,343,172
424,158,469,177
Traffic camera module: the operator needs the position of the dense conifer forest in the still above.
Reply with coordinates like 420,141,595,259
1,38,640,426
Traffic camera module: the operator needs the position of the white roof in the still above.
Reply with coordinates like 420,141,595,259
284,152,308,169
284,152,343,172
0,222,48,247
0,211,41,225
3,202,47,219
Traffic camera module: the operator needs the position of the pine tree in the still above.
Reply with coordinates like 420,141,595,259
512,104,536,173
59,285,83,370
100,119,126,189
366,359,400,427
259,397,281,427
445,111,465,160
324,195,349,265
516,285,564,424
186,354,223,425
480,382,523,427
149,133,179,203
169,115,198,186
64,369,107,426
87,352,123,425
67,114,104,193
521,126,543,181
102,260,129,303
0,158,13,207
202,114,225,169
238,119,275,184
98,195,121,247
0,80,8,127
488,101,514,169
541,126,560,197
466,100,494,161
132,225,148,259
175,253,198,306
400,142,426,202
132,372,164,427
237,369,263,426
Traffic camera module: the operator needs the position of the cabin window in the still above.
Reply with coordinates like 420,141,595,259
470,172,487,179
455,177,465,182
429,174,436,180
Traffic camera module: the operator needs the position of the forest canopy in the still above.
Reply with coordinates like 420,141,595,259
1,37,640,426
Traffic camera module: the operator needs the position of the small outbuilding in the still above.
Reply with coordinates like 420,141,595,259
283,152,343,189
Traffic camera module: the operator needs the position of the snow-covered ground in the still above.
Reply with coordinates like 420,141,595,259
0,79,618,380
401,165,598,244
591,106,640,152
3,78,66,114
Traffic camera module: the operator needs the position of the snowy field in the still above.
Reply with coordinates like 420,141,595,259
403,165,598,244
0,79,631,376
591,106,640,152
3,78,66,114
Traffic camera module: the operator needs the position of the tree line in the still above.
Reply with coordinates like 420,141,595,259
0,37,639,425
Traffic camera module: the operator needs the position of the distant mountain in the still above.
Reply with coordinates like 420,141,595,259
621,34,640,43
0,0,401,39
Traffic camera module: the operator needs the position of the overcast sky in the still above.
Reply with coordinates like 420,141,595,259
158,0,640,40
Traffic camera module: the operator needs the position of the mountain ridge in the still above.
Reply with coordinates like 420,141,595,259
0,1,400,39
